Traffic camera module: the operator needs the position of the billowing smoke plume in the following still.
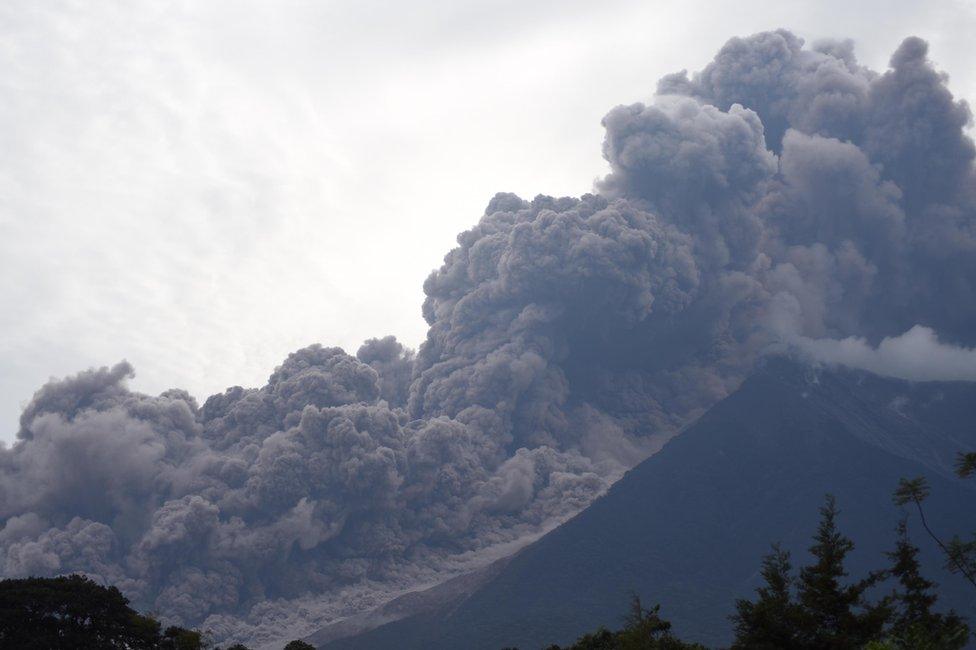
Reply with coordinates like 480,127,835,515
2,29,974,644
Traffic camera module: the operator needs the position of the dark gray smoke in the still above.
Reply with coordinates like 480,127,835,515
2,30,974,645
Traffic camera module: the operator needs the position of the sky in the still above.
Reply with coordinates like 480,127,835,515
2,0,975,444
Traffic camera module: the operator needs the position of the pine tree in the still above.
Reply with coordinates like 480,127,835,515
730,544,804,649
885,519,969,648
796,495,888,649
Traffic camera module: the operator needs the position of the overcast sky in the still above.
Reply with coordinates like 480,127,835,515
1,0,974,444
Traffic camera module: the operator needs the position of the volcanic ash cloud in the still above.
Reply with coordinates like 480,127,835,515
2,29,975,641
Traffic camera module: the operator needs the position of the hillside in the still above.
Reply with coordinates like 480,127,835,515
317,357,976,649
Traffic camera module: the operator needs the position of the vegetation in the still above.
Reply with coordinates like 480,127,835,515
732,495,890,649
730,496,967,649
0,574,311,649
0,574,161,649
879,521,969,648
894,451,976,591
532,495,968,650
538,595,707,649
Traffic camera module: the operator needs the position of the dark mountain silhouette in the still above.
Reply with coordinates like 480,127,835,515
315,357,976,649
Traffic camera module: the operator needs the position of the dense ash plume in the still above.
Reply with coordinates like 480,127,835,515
2,29,975,644
1,345,611,632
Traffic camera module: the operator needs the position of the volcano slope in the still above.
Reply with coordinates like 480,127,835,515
317,357,976,649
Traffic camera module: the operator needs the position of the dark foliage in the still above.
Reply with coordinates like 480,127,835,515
0,574,265,649
895,470,976,589
0,574,160,649
883,520,969,648
542,595,706,650
730,544,805,648
159,625,207,650
730,495,969,650
795,495,889,648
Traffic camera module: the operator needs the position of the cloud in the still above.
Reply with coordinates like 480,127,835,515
793,325,976,382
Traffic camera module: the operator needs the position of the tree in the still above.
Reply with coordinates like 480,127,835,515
617,595,682,650
0,574,160,649
946,452,976,585
0,575,224,649
895,470,976,589
956,452,976,478
796,495,888,648
159,624,208,650
566,626,617,650
545,594,705,649
883,519,969,649
730,544,805,649
732,495,893,650
282,642,315,650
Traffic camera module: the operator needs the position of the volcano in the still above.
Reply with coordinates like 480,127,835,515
315,357,976,649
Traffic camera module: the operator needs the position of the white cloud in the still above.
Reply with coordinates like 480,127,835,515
794,325,976,382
